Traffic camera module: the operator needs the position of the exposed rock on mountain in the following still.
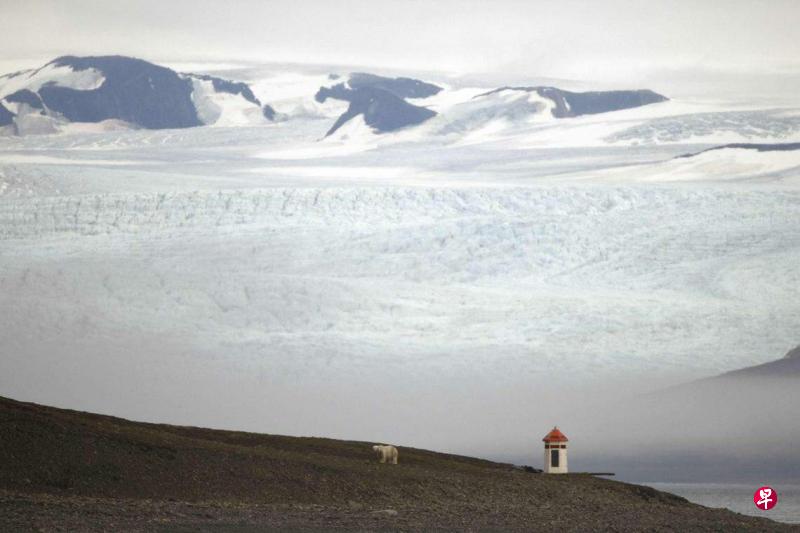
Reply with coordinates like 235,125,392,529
37,56,200,128
679,142,800,158
0,102,13,126
0,55,275,134
477,86,668,118
315,81,437,136
346,72,442,99
715,343,800,378
4,89,44,109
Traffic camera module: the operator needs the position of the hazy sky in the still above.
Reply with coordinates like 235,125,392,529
1,0,798,85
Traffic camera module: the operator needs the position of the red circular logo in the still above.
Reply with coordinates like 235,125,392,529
753,486,778,511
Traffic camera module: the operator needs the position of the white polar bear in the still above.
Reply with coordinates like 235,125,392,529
372,444,399,464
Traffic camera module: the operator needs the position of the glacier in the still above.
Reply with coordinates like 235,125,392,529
1,62,799,467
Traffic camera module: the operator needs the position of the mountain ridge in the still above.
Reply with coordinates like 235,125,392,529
0,55,275,134
1,55,671,138
477,86,668,117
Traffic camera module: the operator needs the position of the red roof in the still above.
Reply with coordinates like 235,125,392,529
542,427,568,443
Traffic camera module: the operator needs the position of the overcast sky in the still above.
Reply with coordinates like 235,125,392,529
1,0,798,88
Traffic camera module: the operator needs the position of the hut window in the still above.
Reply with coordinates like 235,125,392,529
551,449,559,467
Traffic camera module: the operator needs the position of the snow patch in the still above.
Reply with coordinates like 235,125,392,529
406,85,487,113
189,78,267,126
248,71,349,119
0,64,105,99
422,87,559,143
323,114,380,145
567,148,800,184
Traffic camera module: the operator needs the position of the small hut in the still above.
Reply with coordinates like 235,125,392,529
543,426,568,474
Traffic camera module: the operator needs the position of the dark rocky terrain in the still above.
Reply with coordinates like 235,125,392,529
36,56,201,129
0,100,13,126
662,343,800,384
0,395,793,532
0,55,274,132
716,343,800,378
315,76,669,136
346,72,442,99
600,344,800,482
679,142,800,158
315,76,438,136
477,86,668,117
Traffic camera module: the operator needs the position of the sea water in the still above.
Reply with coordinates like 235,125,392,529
646,483,800,524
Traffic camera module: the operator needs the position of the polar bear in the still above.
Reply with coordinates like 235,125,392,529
372,444,399,464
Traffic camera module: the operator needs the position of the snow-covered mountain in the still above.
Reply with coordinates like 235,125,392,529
4,56,800,157
0,56,275,135
312,73,668,137
505,86,667,117
0,56,672,139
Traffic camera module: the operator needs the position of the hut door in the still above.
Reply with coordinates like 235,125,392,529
551,449,559,467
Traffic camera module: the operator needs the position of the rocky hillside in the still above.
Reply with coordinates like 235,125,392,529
476,86,668,118
0,56,275,134
314,72,441,136
313,74,668,137
0,395,789,531
717,343,800,378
